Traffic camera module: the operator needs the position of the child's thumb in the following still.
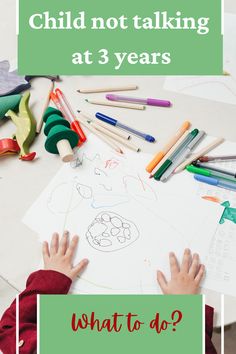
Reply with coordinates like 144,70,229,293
72,259,89,277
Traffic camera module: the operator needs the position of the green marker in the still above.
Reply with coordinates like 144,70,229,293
186,165,236,184
154,129,199,181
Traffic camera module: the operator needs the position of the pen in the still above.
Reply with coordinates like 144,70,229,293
78,110,131,140
150,131,189,178
95,112,156,143
194,175,236,192
154,129,199,180
161,131,205,182
106,94,171,107
146,121,191,173
192,162,236,178
186,165,236,183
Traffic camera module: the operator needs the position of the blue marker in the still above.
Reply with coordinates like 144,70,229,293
95,112,156,143
194,175,236,192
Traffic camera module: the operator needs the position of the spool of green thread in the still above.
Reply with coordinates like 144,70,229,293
43,107,79,163
0,94,21,119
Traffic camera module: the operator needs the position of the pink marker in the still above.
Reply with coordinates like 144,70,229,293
106,94,171,108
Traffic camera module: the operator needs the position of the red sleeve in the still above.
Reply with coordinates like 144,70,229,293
205,305,217,354
0,270,72,354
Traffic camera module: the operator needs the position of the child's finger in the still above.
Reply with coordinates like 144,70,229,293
50,232,59,255
58,231,69,255
194,265,205,285
66,235,79,259
180,249,191,273
157,271,168,294
189,253,200,278
42,241,50,260
72,259,89,278
169,252,180,277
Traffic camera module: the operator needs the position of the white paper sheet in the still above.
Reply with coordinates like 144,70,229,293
154,138,236,296
163,13,236,105
23,135,224,294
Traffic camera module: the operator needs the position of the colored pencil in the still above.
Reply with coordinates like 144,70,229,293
77,117,123,154
90,122,140,152
77,85,138,94
175,137,224,173
78,110,131,140
85,99,145,110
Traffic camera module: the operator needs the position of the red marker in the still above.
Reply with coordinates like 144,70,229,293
55,88,86,145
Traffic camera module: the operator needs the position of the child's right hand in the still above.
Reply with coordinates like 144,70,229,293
42,231,89,281
157,249,205,295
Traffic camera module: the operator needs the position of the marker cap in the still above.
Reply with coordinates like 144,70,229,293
194,175,218,186
147,98,171,107
96,112,117,126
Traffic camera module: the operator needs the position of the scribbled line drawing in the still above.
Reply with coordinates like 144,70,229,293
70,152,102,169
180,81,236,99
86,212,140,252
47,181,82,214
123,174,158,202
105,158,120,170
94,167,107,177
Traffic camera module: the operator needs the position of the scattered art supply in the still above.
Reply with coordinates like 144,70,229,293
23,135,222,294
0,60,59,96
175,137,224,173
199,155,236,163
77,85,138,94
55,88,86,145
78,110,131,140
161,131,205,182
36,80,55,134
146,121,191,173
154,129,199,181
0,138,20,157
43,107,79,163
6,92,36,161
96,112,156,143
0,94,21,119
187,165,236,184
193,162,236,179
194,175,236,192
89,121,140,153
106,94,171,107
77,115,123,154
149,131,189,178
85,99,145,110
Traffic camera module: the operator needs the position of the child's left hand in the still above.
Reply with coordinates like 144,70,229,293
42,231,89,281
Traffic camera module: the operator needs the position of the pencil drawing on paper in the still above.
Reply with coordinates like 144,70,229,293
86,211,140,252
